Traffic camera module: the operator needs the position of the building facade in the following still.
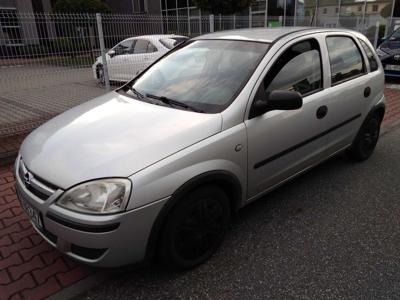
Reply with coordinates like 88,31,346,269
0,0,57,46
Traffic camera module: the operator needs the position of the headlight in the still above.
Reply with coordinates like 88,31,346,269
56,179,131,214
376,47,388,57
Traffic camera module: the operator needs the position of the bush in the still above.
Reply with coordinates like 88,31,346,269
51,37,90,54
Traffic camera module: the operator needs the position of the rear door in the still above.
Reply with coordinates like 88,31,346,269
123,39,159,80
322,34,376,155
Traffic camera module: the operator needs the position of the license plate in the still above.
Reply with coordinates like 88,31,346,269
385,64,400,71
19,193,43,229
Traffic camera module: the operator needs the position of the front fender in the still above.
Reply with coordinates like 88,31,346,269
127,123,247,210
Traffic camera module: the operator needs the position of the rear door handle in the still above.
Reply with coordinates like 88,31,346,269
316,105,328,119
364,87,371,98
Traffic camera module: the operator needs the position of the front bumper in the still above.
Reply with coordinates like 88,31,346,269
92,62,99,79
14,158,169,267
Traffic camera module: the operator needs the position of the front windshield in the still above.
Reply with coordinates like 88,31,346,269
127,40,269,113
389,28,400,40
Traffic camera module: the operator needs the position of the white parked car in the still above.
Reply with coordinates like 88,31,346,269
92,34,188,83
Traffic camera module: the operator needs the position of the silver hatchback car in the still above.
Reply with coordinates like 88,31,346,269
15,27,385,269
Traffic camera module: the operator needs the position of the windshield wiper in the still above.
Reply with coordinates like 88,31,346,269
145,93,204,113
127,87,145,99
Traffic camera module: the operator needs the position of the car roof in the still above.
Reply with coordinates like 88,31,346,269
125,34,187,41
194,27,358,43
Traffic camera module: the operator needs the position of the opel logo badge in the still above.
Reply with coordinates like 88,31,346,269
394,54,400,61
24,171,32,186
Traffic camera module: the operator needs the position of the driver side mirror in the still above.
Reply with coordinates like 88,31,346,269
250,90,303,118
108,49,116,57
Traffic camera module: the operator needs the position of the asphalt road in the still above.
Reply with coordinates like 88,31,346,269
78,125,400,300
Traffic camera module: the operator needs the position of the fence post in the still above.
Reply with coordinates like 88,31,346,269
249,7,252,28
209,14,214,33
374,20,380,49
199,9,202,34
96,13,110,91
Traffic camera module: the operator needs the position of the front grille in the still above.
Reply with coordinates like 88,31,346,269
18,158,58,201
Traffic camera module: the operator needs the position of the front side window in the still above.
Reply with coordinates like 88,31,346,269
127,40,269,113
359,39,379,72
113,40,134,55
326,36,364,85
263,39,322,96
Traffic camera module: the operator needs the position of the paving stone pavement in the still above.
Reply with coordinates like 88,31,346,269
0,85,398,300
0,66,108,137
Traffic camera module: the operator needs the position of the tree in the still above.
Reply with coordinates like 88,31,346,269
194,0,254,15
53,0,111,13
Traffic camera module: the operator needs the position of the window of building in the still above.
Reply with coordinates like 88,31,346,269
263,39,322,96
167,0,176,9
326,36,364,85
323,8,327,14
358,39,378,72
335,7,339,13
372,4,379,12
177,0,187,8
0,9,22,45
358,6,362,11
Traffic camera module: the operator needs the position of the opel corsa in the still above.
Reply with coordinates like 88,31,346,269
15,28,385,269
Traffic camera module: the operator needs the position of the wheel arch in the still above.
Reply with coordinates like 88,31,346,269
144,170,242,262
373,101,385,123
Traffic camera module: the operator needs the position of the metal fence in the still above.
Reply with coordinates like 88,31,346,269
0,11,399,138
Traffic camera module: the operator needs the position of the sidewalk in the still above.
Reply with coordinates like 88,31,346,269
0,86,399,300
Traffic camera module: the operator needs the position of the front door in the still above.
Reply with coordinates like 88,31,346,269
246,37,331,199
107,39,135,81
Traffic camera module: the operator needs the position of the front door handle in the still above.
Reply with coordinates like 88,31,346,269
316,105,328,119
364,87,371,98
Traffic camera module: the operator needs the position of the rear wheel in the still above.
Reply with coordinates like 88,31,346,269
158,185,230,270
346,114,381,161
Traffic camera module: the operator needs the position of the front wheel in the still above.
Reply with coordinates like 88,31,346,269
97,64,105,85
158,185,231,270
346,114,381,161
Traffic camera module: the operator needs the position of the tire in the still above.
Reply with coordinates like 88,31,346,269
97,64,105,85
346,113,381,161
158,185,231,270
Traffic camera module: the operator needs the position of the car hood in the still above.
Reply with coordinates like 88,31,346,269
20,91,222,189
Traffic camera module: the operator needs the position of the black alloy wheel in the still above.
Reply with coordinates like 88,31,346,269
158,185,230,270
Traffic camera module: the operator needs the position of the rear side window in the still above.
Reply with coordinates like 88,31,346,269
358,39,379,72
134,39,149,54
263,39,322,96
326,36,365,85
147,42,158,53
